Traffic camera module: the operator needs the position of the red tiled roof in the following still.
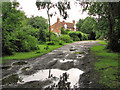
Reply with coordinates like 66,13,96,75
50,21,77,33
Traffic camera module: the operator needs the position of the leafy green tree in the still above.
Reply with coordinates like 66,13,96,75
81,2,120,52
2,2,39,55
76,19,84,31
80,17,96,40
36,0,70,41
61,27,65,34
2,2,26,55
93,17,109,39
81,17,96,34
27,16,48,42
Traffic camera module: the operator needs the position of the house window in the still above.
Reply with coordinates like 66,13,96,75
74,25,76,31
51,28,53,31
64,24,67,30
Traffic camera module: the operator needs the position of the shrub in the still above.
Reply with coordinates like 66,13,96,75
61,27,70,34
58,40,65,45
61,27,65,34
19,35,38,52
60,35,73,43
51,35,60,42
81,33,88,40
68,31,81,41
46,41,56,45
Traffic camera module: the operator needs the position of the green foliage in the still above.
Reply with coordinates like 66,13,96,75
46,41,56,45
68,31,80,41
2,45,63,63
61,27,65,34
64,29,70,34
76,19,84,31
58,40,65,45
60,35,73,43
82,2,120,52
14,30,38,52
68,31,88,41
81,33,88,40
2,2,40,55
50,33,60,42
2,2,27,55
27,16,48,42
61,27,70,34
81,17,96,34
93,17,109,39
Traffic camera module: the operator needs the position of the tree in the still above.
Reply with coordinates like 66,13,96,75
80,17,96,40
36,0,70,41
2,2,26,55
76,19,84,31
2,2,39,55
93,17,109,39
27,16,48,42
81,2,120,52
81,17,96,34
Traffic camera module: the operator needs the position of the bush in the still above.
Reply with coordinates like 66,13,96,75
60,35,73,43
51,35,60,42
72,36,80,41
46,41,56,45
68,31,81,41
58,40,65,45
14,30,38,52
61,27,70,34
22,35,38,51
81,33,88,40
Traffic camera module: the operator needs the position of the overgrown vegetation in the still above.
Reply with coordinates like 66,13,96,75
91,41,119,88
2,45,63,63
81,2,120,52
2,2,72,59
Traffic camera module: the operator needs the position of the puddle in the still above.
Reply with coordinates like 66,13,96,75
18,68,84,88
53,58,78,64
59,59,75,63
21,66,30,71
76,54,84,59
12,61,27,65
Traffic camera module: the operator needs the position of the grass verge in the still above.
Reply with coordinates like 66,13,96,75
2,44,68,63
91,41,119,88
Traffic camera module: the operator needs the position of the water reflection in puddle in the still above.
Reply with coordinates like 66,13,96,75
18,68,83,88
76,54,84,59
53,58,78,64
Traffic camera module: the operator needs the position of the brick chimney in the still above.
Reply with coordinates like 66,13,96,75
57,18,60,23
73,20,75,24
62,21,65,23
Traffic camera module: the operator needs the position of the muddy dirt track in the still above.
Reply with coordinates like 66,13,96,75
1,41,105,89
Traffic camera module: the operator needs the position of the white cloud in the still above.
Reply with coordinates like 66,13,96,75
17,0,89,25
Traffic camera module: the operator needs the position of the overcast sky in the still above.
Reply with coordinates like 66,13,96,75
16,0,89,25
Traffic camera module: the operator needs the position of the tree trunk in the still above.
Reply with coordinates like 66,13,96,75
47,9,51,41
107,3,114,51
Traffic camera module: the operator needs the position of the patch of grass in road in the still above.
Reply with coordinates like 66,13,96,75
98,40,108,45
2,44,67,63
91,45,119,88
74,52,86,54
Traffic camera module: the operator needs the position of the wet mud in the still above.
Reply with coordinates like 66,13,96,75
1,41,104,89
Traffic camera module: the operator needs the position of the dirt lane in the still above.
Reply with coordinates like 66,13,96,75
2,41,103,88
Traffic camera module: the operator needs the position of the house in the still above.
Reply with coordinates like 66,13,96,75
50,18,78,34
